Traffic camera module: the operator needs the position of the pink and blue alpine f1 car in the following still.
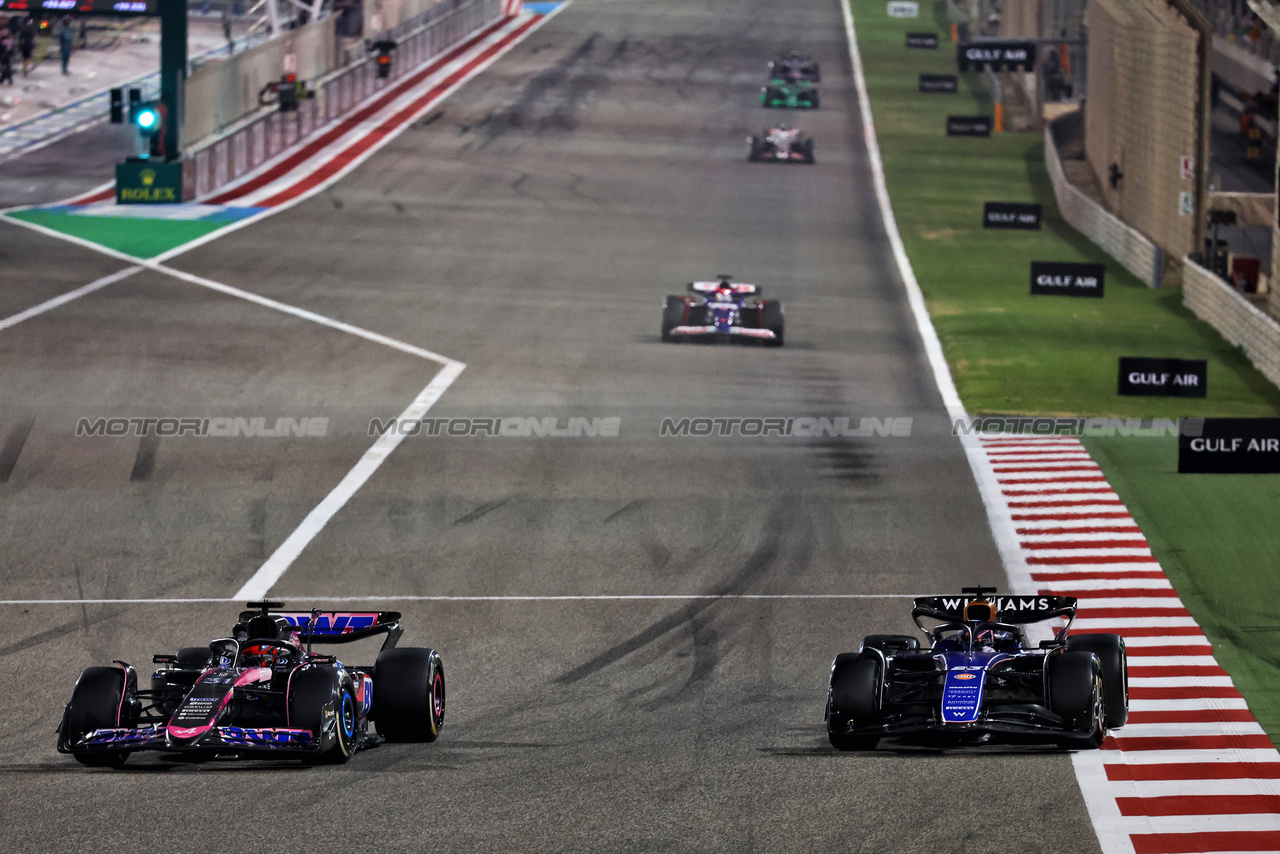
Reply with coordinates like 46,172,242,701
57,601,445,766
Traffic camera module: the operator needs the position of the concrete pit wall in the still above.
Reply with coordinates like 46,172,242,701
184,17,337,145
1085,0,1205,262
1184,256,1280,387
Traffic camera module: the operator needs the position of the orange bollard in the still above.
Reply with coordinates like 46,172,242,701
950,23,959,42
994,102,1004,133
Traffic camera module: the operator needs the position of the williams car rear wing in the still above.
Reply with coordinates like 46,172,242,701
911,592,1077,626
237,603,404,651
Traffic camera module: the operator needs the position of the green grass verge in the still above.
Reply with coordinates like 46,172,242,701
1085,435,1280,741
7,210,226,259
850,0,1280,743
851,0,1280,418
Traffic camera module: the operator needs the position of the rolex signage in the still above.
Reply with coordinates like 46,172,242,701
116,159,184,205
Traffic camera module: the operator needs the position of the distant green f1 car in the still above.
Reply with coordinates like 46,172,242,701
760,81,819,109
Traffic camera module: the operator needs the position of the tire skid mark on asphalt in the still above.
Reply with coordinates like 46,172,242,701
978,435,1280,854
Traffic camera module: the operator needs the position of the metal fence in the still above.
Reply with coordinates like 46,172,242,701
191,0,503,200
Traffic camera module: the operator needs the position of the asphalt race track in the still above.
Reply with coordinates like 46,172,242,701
0,0,1105,851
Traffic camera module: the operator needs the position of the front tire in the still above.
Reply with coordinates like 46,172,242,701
373,648,445,742
761,300,784,347
827,654,880,750
1048,651,1105,749
662,296,688,342
1067,633,1128,728
290,667,357,764
63,666,137,768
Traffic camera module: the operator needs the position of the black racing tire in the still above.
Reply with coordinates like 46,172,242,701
859,634,921,655
1067,634,1128,728
806,91,820,109
827,655,880,750
290,667,357,764
760,87,777,107
373,648,445,743
748,136,762,161
1047,651,1105,749
65,666,136,768
802,139,815,164
175,647,211,669
761,300,785,347
662,296,688,342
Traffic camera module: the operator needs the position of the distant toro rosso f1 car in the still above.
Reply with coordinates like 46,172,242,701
662,276,784,346
826,588,1128,750
57,602,445,767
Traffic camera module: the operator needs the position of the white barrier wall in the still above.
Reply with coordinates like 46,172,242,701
1183,256,1280,388
184,17,337,144
1044,126,1167,288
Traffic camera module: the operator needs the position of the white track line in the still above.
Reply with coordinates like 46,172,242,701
234,361,465,599
152,261,458,365
0,593,923,605
0,265,143,331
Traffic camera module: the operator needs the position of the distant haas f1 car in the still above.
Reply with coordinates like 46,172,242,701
826,588,1128,750
57,602,445,767
748,126,814,163
662,276,784,346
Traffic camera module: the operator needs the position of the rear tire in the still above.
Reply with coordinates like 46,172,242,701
373,648,445,743
761,300,784,347
1067,634,1128,728
748,136,762,161
802,139,815,164
662,296,688,342
64,666,136,768
1048,652,1105,749
827,655,880,750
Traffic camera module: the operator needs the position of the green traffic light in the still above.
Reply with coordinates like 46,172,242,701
136,109,159,130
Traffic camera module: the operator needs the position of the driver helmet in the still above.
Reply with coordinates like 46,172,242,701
241,642,283,668
963,599,997,623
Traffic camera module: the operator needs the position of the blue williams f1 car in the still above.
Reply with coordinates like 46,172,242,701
57,602,445,767
662,276,784,346
826,587,1127,750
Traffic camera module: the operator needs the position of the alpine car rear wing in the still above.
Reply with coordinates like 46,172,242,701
236,602,404,650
